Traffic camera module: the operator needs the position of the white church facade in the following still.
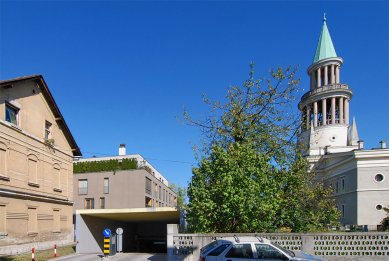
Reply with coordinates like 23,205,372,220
298,16,389,230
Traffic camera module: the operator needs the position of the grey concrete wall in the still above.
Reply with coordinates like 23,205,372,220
167,224,179,258
169,233,389,261
75,214,119,254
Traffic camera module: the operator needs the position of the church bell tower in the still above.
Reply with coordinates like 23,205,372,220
298,15,359,160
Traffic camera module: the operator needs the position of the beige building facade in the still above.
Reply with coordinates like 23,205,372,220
0,75,81,255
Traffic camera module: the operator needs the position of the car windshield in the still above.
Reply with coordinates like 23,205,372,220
271,242,295,257
200,241,219,255
208,243,231,256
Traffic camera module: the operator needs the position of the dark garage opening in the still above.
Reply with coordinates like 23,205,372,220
121,222,167,253
75,208,180,254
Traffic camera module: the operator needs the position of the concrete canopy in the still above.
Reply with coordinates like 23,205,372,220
76,207,180,223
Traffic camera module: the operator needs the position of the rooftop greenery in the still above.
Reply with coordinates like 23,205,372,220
73,158,139,173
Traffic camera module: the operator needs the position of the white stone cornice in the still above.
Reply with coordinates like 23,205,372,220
307,57,343,74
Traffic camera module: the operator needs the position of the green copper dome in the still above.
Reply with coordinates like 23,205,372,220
313,16,337,63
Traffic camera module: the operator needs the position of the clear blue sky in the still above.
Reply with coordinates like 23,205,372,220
1,1,388,188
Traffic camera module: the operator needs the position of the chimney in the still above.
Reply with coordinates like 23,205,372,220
380,140,387,149
358,140,364,150
119,144,126,156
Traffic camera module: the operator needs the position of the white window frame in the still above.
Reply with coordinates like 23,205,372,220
78,179,88,195
5,102,19,126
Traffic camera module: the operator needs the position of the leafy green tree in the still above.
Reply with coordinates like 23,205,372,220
187,142,279,233
169,183,188,209
184,64,300,165
274,155,339,232
380,206,389,231
185,65,339,233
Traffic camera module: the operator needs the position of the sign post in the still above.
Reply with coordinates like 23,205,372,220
103,229,111,256
116,227,123,253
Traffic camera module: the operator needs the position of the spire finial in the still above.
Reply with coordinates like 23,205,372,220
323,12,326,22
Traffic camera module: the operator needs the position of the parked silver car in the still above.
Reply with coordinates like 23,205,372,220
199,236,325,261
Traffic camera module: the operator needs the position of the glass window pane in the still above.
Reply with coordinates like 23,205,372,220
104,178,109,193
208,244,230,256
78,179,88,195
225,244,253,259
85,198,94,209
100,197,105,209
200,241,219,255
255,244,287,260
5,104,18,125
145,177,152,194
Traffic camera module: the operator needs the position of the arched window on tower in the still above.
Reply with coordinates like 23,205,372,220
317,100,323,126
310,110,314,127
325,99,331,124
335,98,340,124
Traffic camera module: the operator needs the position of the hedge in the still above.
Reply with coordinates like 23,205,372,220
73,158,138,173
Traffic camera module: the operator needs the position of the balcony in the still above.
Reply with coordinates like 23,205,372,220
301,83,350,101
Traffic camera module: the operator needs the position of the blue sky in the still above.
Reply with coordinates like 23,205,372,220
1,1,388,188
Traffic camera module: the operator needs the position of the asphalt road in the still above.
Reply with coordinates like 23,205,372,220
48,253,167,261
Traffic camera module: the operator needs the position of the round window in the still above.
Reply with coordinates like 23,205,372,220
375,174,384,182
376,205,383,210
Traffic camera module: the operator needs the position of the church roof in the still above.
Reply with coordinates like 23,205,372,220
313,15,337,63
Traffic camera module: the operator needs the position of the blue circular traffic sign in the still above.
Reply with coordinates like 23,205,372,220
103,228,111,237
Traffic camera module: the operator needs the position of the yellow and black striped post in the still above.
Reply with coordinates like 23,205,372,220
104,236,110,255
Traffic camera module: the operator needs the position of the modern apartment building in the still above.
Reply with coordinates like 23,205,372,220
73,145,179,254
73,145,177,210
0,75,81,255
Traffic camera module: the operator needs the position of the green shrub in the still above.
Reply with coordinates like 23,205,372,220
73,158,138,173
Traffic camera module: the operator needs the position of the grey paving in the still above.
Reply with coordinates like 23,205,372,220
48,253,167,261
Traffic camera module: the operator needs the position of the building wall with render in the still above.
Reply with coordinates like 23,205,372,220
320,149,389,229
357,163,389,227
0,77,78,254
73,168,177,212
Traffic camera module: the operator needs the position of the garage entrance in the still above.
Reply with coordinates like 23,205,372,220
75,207,180,254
